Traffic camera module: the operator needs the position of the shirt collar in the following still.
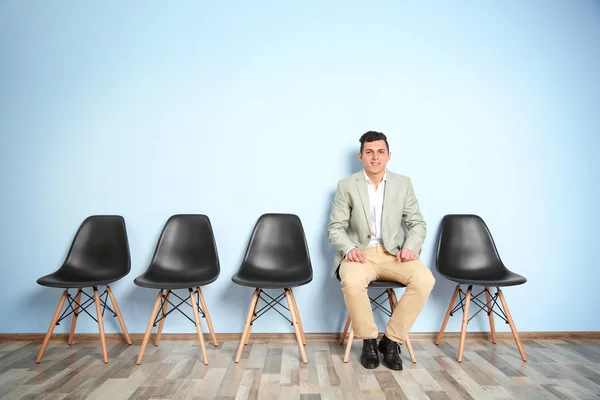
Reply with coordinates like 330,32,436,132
363,169,387,185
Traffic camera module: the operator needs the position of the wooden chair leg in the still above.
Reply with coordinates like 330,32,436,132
485,287,497,344
457,285,472,363
93,287,108,364
389,289,416,363
343,323,355,363
106,286,132,345
340,314,351,345
189,288,209,365
235,289,260,363
154,290,170,346
136,290,163,365
498,289,527,362
285,289,307,363
288,288,306,345
36,290,68,363
435,285,460,345
404,336,417,363
244,294,260,346
197,287,218,347
386,289,395,309
68,289,82,345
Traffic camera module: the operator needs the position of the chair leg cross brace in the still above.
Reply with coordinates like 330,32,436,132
435,285,527,362
54,288,116,325
252,291,292,325
369,291,393,318
449,287,509,324
152,290,207,327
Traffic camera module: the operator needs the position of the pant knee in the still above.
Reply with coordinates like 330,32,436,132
411,269,435,294
341,275,369,294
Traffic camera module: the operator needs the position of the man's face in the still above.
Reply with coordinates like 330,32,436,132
359,140,390,175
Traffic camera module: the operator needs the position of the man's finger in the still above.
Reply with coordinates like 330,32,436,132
356,250,365,263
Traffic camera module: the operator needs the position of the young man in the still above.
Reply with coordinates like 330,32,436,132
328,131,435,370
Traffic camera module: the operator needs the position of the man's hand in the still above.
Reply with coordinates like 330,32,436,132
397,248,418,262
347,248,366,263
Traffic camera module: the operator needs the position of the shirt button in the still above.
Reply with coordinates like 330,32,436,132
367,234,371,238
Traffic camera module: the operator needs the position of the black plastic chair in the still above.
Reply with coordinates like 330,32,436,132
338,280,417,364
134,214,220,365
232,214,313,363
435,214,527,362
36,215,132,364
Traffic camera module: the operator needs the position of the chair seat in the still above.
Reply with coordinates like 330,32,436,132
336,274,406,289
232,268,312,289
442,269,527,287
134,266,219,289
368,280,406,289
37,266,127,288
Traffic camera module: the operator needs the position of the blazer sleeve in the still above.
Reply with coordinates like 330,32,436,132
327,181,356,255
402,177,426,253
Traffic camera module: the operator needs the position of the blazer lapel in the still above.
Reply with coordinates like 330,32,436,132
355,172,371,226
382,171,395,229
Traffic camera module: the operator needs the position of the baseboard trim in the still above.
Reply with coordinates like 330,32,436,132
1,331,599,342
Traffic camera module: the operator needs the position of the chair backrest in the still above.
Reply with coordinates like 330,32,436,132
63,215,130,275
149,214,220,277
241,213,312,277
435,214,506,279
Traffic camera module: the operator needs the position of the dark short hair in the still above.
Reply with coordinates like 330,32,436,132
359,131,389,153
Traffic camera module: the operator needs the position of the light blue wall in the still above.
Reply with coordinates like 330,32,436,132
1,1,599,335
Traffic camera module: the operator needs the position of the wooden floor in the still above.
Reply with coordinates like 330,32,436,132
1,338,600,399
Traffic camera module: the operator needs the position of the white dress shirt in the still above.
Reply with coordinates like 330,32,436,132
346,170,387,256
364,169,386,248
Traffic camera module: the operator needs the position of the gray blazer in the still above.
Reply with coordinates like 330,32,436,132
327,170,426,276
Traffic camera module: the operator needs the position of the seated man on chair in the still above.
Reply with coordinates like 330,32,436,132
328,131,435,370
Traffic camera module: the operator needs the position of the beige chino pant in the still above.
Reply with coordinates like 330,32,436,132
339,246,435,344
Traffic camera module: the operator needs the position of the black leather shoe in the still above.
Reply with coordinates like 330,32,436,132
360,339,380,369
378,335,403,370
